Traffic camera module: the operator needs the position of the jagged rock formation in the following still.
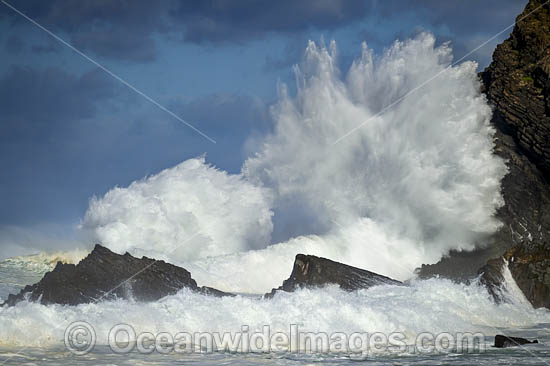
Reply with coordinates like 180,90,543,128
478,257,507,303
418,0,550,302
2,244,231,306
494,334,539,348
479,245,550,308
266,254,402,298
506,245,550,308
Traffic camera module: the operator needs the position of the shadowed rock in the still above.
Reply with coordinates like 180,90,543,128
266,254,402,298
2,244,232,306
494,334,539,348
478,257,507,304
478,246,550,309
504,246,550,309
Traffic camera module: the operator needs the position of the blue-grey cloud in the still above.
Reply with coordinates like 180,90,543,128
367,0,527,67
30,41,59,54
1,0,368,61
173,0,369,44
4,34,23,53
165,93,272,172
0,66,118,127
0,0,528,65
0,66,121,223
0,0,166,61
0,64,271,226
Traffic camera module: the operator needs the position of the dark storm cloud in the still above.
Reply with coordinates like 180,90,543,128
1,0,369,61
1,0,528,64
392,0,526,33
0,0,167,61
70,31,157,62
367,0,528,67
172,0,369,43
0,66,118,138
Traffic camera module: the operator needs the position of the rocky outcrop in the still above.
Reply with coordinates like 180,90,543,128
494,334,539,348
266,254,402,298
2,244,231,306
478,257,507,303
417,0,550,300
505,245,550,308
483,0,550,177
473,245,550,308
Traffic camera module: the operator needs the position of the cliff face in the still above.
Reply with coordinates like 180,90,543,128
484,0,550,176
418,0,550,299
481,0,550,261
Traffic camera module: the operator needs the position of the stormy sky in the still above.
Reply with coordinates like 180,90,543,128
0,0,527,257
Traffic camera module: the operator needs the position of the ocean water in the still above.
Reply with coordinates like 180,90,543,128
1,34,548,364
1,341,550,366
0,256,549,365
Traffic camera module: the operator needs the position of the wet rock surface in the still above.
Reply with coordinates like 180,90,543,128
494,334,539,348
506,245,550,308
2,244,231,306
478,257,507,304
470,244,550,308
266,254,402,298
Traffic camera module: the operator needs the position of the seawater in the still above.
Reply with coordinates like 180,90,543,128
0,255,549,365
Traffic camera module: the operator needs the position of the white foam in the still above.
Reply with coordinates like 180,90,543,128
501,260,532,306
0,279,547,348
186,218,427,293
80,33,506,288
81,157,274,261
244,34,506,262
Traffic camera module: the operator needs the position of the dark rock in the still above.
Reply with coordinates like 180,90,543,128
2,244,232,306
417,0,550,299
478,257,507,303
483,0,550,178
477,245,550,309
265,254,402,298
494,334,539,348
199,286,233,297
505,245,550,308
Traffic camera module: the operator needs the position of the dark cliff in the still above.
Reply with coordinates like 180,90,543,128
418,0,550,307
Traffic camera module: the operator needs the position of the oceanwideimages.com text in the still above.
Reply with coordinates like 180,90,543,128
65,321,487,357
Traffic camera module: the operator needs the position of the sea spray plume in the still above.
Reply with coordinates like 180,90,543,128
80,157,274,261
244,33,507,264
80,34,507,291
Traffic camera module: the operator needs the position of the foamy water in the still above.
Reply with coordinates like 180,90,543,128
1,34,547,365
1,253,549,364
0,251,86,301
1,270,549,348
